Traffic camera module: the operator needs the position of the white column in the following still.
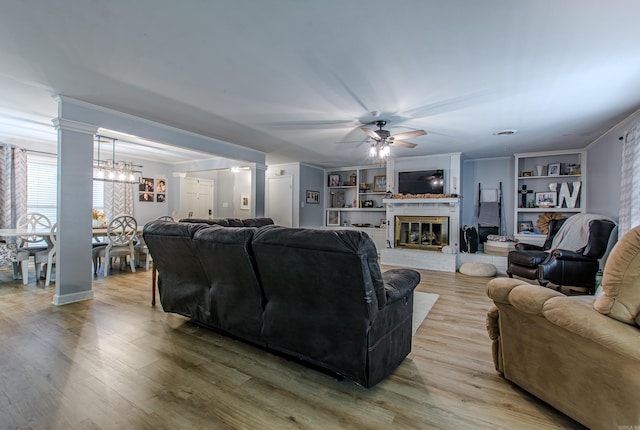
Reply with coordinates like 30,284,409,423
51,117,96,305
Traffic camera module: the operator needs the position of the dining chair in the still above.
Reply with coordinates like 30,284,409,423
135,215,174,270
15,213,52,284
33,223,57,286
16,212,52,256
93,215,137,276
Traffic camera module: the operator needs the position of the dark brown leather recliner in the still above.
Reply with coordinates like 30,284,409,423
507,217,617,294
507,218,566,279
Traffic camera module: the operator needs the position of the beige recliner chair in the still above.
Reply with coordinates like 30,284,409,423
486,225,640,430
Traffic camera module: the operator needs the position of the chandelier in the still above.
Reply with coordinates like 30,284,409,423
93,135,143,184
368,140,391,159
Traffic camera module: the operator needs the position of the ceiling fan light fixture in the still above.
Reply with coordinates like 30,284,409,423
369,145,378,157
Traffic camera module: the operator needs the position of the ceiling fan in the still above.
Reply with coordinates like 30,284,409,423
360,120,426,149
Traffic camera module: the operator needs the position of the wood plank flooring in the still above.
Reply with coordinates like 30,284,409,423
0,265,584,429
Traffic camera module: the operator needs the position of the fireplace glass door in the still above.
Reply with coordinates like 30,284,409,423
395,216,449,251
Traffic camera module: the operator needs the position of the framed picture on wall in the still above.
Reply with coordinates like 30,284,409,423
306,190,320,204
326,210,340,226
240,193,250,210
139,192,153,202
140,177,154,192
155,178,167,193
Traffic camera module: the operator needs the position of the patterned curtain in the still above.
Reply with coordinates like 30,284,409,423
0,145,27,229
619,121,640,236
104,182,135,222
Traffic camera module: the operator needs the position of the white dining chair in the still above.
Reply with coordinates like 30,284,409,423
135,215,174,270
93,215,137,276
16,212,51,256
16,213,52,284
33,223,57,286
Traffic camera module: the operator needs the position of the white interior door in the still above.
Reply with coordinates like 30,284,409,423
197,180,213,217
183,177,214,218
267,176,293,227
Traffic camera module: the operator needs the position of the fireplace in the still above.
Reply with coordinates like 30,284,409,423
395,216,449,251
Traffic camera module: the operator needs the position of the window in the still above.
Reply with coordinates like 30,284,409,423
26,153,105,224
93,181,104,213
27,153,57,224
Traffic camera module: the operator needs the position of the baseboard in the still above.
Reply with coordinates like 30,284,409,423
52,290,94,305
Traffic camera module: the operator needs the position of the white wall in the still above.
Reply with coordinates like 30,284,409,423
182,169,252,219
585,113,640,220
461,157,514,235
298,164,325,227
132,156,174,225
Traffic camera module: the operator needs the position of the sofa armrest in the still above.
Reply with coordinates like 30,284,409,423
550,249,594,262
486,277,564,311
515,242,544,251
382,269,420,305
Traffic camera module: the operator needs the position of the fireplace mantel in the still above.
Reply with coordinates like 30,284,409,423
383,197,460,206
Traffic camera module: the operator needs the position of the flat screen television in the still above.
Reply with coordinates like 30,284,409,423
398,169,445,195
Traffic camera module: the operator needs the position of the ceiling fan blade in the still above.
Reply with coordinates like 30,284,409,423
360,127,380,140
390,140,418,148
390,129,426,140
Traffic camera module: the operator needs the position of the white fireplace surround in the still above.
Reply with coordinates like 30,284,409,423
380,197,461,271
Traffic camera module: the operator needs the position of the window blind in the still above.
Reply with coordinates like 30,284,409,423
27,153,57,224
26,152,106,224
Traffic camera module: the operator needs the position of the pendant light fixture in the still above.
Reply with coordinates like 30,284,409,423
93,135,143,184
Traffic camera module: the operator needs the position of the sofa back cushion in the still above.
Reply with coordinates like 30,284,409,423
594,225,640,326
143,220,210,320
193,225,264,343
242,217,274,227
251,225,384,377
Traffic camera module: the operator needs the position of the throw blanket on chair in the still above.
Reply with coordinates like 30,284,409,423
550,213,615,252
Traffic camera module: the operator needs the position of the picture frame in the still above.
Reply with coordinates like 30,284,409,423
328,174,340,187
373,175,387,192
306,190,320,204
548,163,561,176
518,220,534,233
156,193,166,203
520,170,534,177
155,178,167,193
240,193,250,210
379,219,388,229
326,210,340,226
139,192,153,202
535,191,557,208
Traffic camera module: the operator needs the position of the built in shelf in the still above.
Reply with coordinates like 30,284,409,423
325,207,385,212
516,207,582,213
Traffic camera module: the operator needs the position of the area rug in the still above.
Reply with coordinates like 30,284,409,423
412,291,439,335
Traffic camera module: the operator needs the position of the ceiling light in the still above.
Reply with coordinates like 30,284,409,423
93,135,143,184
368,140,392,160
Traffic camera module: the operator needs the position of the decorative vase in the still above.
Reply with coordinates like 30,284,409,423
536,165,544,176
92,219,102,228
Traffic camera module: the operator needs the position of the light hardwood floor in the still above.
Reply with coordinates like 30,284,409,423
0,265,584,429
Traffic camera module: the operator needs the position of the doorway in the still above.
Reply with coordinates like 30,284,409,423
184,177,214,218
267,176,293,227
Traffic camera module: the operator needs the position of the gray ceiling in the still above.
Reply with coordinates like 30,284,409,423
1,1,640,168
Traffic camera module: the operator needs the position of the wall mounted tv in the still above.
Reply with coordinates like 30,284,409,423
398,169,445,195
